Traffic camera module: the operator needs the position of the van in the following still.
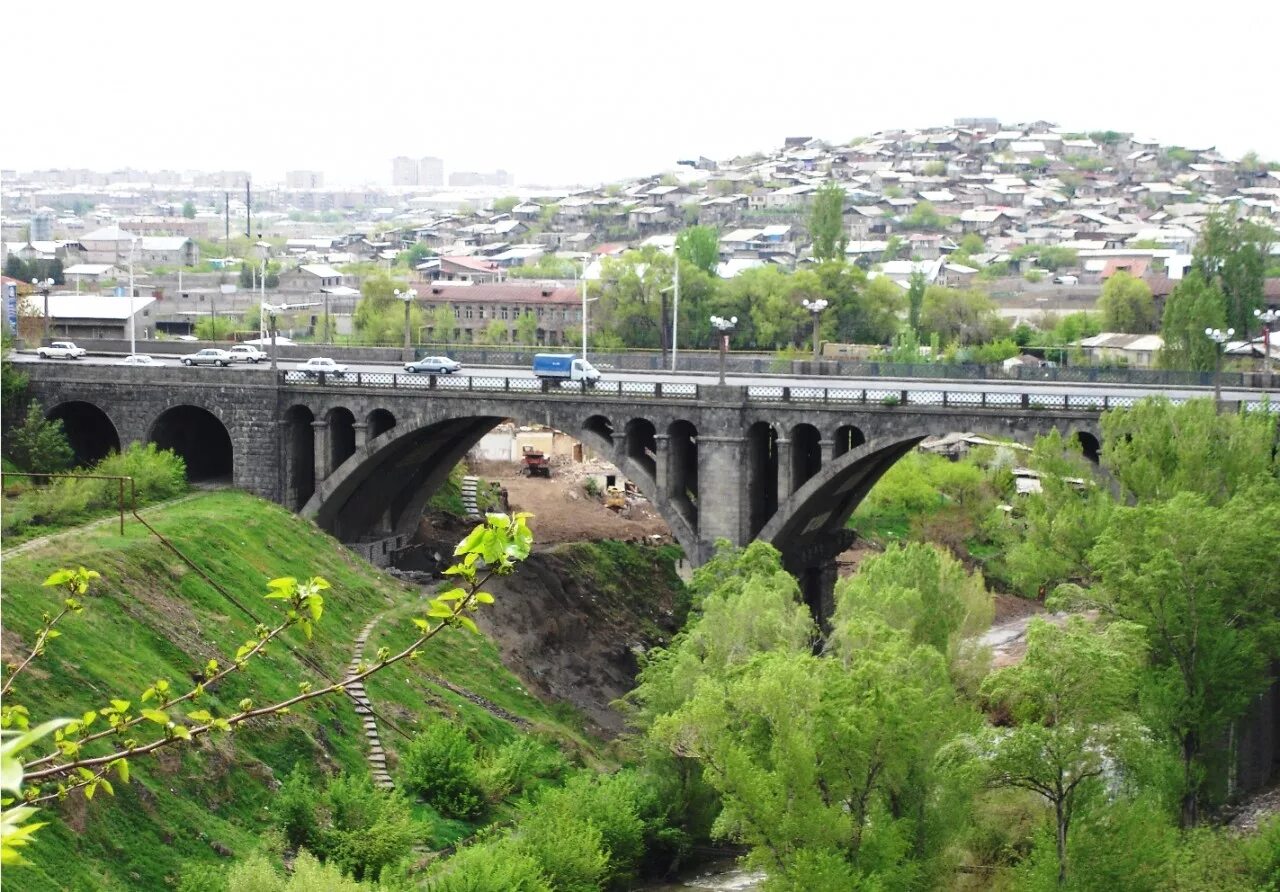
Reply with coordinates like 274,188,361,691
532,353,601,383
1053,275,1079,285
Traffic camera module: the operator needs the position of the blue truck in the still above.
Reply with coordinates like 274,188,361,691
532,353,602,384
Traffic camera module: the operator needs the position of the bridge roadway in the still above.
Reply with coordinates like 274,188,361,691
20,362,1275,615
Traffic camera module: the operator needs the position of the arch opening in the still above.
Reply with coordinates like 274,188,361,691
791,423,822,491
668,419,699,528
585,414,614,443
1075,430,1101,464
327,407,356,472
747,421,778,538
46,401,120,467
149,405,232,481
625,418,657,480
367,409,396,440
833,424,865,458
284,404,316,511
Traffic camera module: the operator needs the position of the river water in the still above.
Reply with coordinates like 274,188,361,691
638,861,764,891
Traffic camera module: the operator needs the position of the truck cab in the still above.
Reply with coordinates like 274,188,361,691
532,353,602,383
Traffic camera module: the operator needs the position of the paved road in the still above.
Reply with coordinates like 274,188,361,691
13,352,1277,403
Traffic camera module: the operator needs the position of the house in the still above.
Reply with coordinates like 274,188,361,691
33,293,157,340
62,263,123,287
959,209,1010,235
277,264,345,292
139,236,198,267
78,225,140,265
417,282,582,346
1075,332,1164,368
421,256,504,284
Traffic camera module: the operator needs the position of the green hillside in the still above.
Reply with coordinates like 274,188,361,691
0,491,590,890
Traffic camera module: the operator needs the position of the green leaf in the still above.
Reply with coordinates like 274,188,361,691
426,603,453,619
171,725,192,741
266,576,297,592
41,570,74,588
187,710,213,723
113,759,129,783
437,588,467,602
110,700,130,714
474,592,494,604
453,524,487,557
411,618,430,632
307,595,324,621
457,616,480,635
141,709,168,725
98,778,114,797
83,782,95,801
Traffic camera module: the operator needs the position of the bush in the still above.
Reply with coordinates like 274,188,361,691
319,774,415,881
4,401,74,472
97,442,188,503
399,722,485,819
277,764,320,849
423,840,551,892
477,736,569,801
515,797,610,892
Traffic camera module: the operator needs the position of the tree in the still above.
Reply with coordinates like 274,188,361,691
1069,483,1280,827
726,265,811,349
959,232,984,255
352,275,421,345
918,286,1007,345
4,402,75,473
514,310,539,346
181,200,196,219
1191,209,1274,333
492,196,520,215
1158,271,1225,371
398,242,434,269
429,303,456,345
951,618,1148,886
476,318,508,345
193,315,237,340
808,181,847,263
676,226,719,276
906,270,926,332
1100,397,1278,505
1098,271,1156,332
901,200,946,231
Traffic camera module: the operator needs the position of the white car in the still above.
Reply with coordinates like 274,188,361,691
37,341,87,359
404,355,462,374
228,344,269,363
121,354,167,366
298,357,348,377
182,348,234,367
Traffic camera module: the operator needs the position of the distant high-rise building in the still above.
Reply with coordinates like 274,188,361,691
286,170,325,189
392,156,419,186
417,156,444,187
30,207,56,241
448,169,514,187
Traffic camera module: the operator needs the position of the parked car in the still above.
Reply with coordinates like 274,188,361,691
37,341,86,359
182,348,233,367
404,355,462,374
228,344,269,363
1053,274,1079,285
298,357,348,377
120,354,167,366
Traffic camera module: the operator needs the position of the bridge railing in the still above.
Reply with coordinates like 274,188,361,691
279,371,702,400
278,371,1273,414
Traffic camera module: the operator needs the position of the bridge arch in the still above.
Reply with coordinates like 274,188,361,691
149,405,233,481
367,408,396,440
46,401,120,467
283,404,316,510
758,417,1102,568
298,404,699,558
326,407,357,472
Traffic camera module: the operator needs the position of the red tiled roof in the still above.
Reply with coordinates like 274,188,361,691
419,283,580,305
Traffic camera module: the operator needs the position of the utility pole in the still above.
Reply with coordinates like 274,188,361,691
224,192,230,247
245,181,251,239
672,243,680,372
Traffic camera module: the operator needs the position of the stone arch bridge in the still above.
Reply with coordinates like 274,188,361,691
24,365,1105,608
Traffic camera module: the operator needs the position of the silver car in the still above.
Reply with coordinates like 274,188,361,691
182,349,233,367
404,355,462,374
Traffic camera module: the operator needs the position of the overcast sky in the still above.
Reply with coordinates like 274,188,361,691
9,0,1276,188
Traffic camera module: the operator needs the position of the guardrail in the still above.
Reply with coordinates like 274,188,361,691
278,370,1274,414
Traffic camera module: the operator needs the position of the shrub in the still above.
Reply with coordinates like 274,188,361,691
96,442,187,503
399,722,485,819
515,797,609,892
319,774,415,881
4,401,74,472
225,853,286,892
423,840,551,892
582,477,600,498
276,764,320,849
477,736,570,801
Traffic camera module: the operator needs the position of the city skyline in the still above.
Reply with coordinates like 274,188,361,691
7,0,1277,189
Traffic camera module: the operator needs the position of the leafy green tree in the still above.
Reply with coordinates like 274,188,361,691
514,310,539,346
906,270,926,332
727,265,811,349
1191,209,1274,333
1068,482,1280,826
959,232,985,255
4,402,75,472
596,247,671,350
902,200,946,231
320,773,415,881
951,618,1148,887
1098,271,1155,332
194,315,237,340
808,181,847,262
428,303,456,345
919,285,1007,345
353,275,421,345
476,318,508,345
398,242,434,269
825,266,899,345
1158,271,1225,370
492,195,520,215
181,200,196,219
676,226,720,276
1100,397,1278,504
1033,246,1078,272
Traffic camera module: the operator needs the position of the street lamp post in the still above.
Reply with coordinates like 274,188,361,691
128,237,139,356
32,278,54,344
1255,308,1279,385
710,314,738,386
394,288,417,362
1204,326,1234,408
801,297,829,362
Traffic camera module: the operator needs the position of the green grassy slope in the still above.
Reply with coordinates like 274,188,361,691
0,491,588,890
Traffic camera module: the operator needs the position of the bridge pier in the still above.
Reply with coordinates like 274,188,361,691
696,434,748,560
775,437,794,508
311,420,330,481
352,422,369,449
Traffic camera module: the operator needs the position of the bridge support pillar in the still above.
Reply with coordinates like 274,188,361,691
820,439,838,463
697,435,748,557
311,420,330,482
653,434,670,497
775,437,793,507
352,422,369,449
